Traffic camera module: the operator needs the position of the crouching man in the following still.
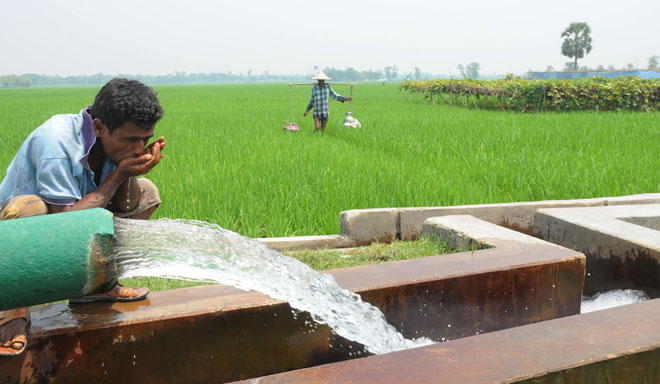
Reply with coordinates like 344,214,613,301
0,78,165,356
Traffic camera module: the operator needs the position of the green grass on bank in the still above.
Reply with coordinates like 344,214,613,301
2,83,660,239
283,237,452,270
120,238,452,292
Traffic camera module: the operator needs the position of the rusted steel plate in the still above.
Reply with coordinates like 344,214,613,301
332,242,584,341
0,238,584,383
240,299,660,384
0,286,364,384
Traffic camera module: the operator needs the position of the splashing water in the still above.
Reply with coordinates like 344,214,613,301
113,218,431,354
581,289,649,314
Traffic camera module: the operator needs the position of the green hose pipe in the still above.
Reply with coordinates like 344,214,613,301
0,208,116,311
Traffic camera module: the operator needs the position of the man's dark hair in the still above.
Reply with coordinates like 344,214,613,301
91,78,164,133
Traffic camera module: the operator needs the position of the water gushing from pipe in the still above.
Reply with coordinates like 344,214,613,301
113,218,432,354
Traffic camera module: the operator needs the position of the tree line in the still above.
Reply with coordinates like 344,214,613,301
0,66,445,88
0,71,309,88
0,75,32,88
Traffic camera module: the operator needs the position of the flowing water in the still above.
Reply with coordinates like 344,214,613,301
580,289,649,314
113,218,431,354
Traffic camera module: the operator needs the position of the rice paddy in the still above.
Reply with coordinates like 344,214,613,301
1,83,659,238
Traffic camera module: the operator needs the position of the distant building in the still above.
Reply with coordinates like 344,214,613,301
529,70,660,80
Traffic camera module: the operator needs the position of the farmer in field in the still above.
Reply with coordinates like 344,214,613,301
0,78,164,356
303,71,353,135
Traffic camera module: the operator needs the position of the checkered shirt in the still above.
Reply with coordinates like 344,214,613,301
305,84,347,118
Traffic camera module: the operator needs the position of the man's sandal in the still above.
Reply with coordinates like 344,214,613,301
69,284,149,304
0,307,29,356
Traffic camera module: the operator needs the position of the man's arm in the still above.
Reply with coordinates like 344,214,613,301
328,86,352,102
304,90,314,116
47,172,121,213
47,141,164,214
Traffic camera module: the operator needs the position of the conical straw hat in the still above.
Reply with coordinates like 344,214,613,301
311,71,331,80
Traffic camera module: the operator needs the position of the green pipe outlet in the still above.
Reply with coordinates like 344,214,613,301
0,208,116,311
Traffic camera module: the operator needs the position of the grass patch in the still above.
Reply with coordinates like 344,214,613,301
119,238,452,291
284,238,452,270
119,276,212,292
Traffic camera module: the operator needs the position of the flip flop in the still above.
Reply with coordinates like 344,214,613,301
69,284,149,304
0,307,29,356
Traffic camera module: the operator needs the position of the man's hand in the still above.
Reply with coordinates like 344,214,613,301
148,136,166,152
117,140,164,179
347,96,353,101
303,111,308,117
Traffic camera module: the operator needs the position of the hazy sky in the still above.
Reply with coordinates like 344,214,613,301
2,0,659,77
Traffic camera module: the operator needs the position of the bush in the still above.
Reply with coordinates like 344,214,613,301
399,76,660,112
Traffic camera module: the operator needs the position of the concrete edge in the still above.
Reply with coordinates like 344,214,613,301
343,193,660,244
258,235,355,252
532,205,660,296
422,215,554,251
256,194,660,252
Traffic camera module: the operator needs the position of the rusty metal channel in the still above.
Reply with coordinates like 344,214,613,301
0,240,584,383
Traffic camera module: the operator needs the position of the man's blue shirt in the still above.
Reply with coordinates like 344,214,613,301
0,107,117,206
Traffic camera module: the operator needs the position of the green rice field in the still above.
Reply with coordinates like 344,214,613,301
1,83,659,238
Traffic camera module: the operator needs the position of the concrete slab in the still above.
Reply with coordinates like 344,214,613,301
251,195,660,252
421,214,555,251
339,194,660,245
339,208,399,246
258,235,356,251
534,204,660,296
240,298,660,384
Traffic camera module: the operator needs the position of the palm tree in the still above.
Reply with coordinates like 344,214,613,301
561,22,593,70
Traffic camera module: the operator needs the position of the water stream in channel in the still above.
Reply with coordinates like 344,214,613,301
113,218,649,353
113,217,431,355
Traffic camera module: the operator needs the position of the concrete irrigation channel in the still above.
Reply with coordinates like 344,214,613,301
2,194,660,383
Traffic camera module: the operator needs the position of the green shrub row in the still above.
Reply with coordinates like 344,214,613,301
399,76,660,112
